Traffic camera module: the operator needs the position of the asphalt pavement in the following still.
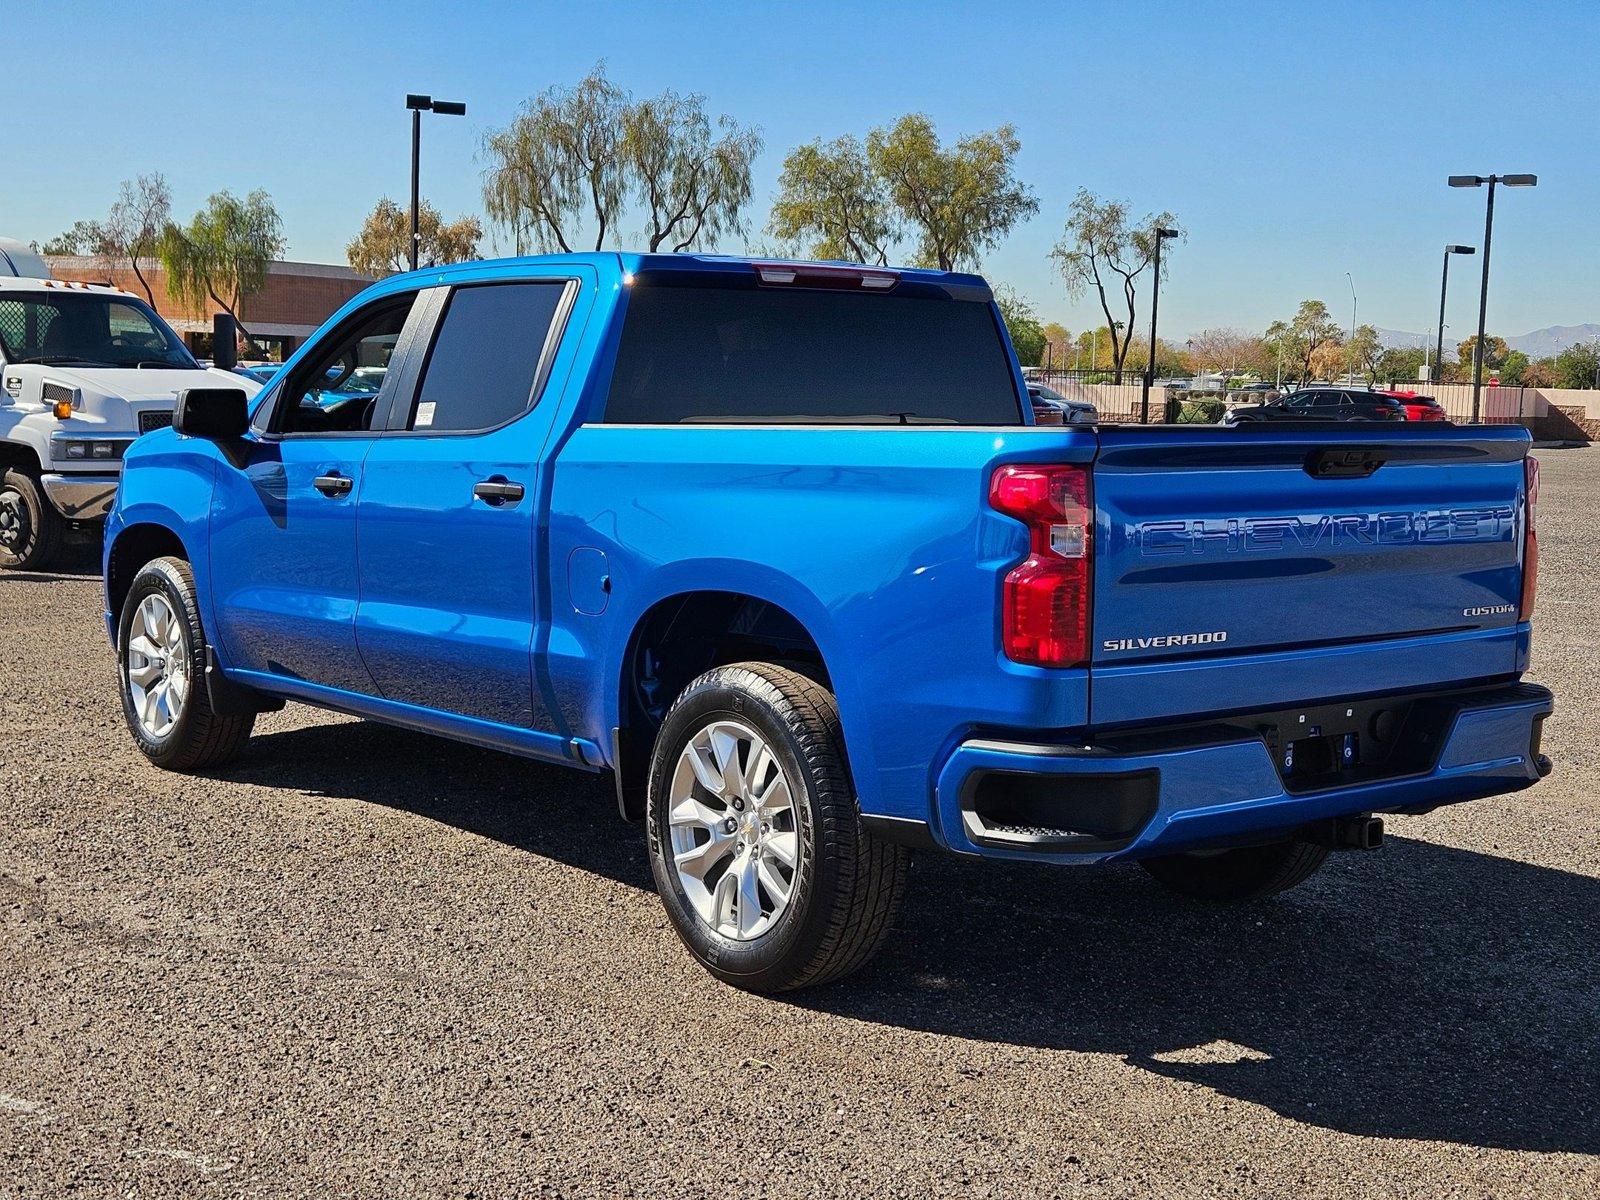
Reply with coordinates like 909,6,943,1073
2,447,1596,1198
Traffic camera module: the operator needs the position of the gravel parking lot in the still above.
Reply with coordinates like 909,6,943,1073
2,448,1596,1198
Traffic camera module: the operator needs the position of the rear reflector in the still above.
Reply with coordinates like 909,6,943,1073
990,464,1091,667
1520,455,1539,620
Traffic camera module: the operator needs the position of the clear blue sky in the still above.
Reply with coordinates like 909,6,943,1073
3,0,1595,341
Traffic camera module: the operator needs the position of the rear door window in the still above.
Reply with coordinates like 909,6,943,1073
406,281,570,433
604,282,1022,425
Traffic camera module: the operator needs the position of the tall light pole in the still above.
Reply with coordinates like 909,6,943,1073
1345,272,1357,385
406,94,468,272
1141,226,1180,423
1434,244,1474,384
1449,173,1536,420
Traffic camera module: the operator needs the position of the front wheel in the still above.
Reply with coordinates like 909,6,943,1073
646,662,909,993
0,468,64,571
118,556,255,771
1140,839,1329,902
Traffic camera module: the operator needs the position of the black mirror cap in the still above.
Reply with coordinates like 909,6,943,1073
174,387,250,442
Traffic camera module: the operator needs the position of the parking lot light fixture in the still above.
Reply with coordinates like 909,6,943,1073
1449,173,1537,420
407,94,468,272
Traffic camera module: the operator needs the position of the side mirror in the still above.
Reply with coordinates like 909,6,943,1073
174,387,250,442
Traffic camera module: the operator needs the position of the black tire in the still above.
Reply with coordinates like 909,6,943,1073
1140,839,1330,903
0,467,64,571
646,662,909,993
117,556,255,771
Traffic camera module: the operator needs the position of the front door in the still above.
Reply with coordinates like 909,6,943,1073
355,276,581,728
208,291,423,692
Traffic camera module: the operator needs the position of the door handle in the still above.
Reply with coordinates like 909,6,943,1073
473,477,525,506
313,472,353,497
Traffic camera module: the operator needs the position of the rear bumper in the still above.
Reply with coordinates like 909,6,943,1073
928,682,1553,863
40,472,118,520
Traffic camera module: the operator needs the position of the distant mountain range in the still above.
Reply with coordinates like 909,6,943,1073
1376,324,1600,360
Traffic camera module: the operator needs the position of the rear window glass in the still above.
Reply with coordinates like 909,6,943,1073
604,283,1022,425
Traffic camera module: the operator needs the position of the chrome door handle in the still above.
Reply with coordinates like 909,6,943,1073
313,473,353,497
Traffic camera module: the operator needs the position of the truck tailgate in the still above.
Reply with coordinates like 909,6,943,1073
1089,424,1532,726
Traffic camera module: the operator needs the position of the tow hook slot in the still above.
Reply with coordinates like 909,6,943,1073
1305,446,1385,478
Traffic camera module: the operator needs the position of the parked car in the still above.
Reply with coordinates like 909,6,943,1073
104,253,1552,992
1223,387,1407,424
0,276,258,570
1026,380,1097,425
1382,390,1451,422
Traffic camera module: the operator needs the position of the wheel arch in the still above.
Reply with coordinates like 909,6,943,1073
106,522,192,636
610,585,843,821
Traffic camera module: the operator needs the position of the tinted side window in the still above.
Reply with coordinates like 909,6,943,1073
604,283,1021,425
408,282,567,433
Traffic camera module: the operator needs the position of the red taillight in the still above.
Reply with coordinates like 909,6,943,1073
989,464,1091,667
1520,455,1539,620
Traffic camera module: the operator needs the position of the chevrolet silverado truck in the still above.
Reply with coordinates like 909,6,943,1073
102,254,1553,992
0,274,256,570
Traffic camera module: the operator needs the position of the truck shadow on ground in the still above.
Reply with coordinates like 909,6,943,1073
232,719,1597,1157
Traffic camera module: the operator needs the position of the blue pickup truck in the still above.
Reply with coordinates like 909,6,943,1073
103,254,1553,992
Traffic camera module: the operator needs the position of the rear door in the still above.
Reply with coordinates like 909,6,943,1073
1088,424,1530,724
354,273,584,728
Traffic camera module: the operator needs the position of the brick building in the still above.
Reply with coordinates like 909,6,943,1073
44,255,374,361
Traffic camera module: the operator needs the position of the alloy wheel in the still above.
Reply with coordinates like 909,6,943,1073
667,719,801,941
126,593,189,738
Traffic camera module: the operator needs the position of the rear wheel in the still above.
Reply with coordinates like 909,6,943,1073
0,468,63,571
118,556,255,771
1140,839,1329,902
646,662,909,993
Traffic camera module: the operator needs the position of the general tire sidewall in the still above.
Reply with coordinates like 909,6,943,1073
646,674,832,985
117,561,203,764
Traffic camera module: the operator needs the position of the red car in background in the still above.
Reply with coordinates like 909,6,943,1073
1382,390,1451,421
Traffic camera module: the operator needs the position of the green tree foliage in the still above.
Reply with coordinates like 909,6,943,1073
37,174,172,306
1457,334,1511,373
1499,349,1530,386
346,197,481,276
161,189,285,353
768,135,896,265
40,219,113,257
1552,340,1600,389
625,89,762,252
1264,300,1342,385
1376,346,1427,385
482,65,760,255
482,66,630,253
863,115,1037,271
1040,322,1073,369
1051,190,1182,384
1347,324,1383,382
771,115,1035,271
993,285,1046,367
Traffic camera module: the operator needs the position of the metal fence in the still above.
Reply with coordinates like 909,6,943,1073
1031,371,1533,425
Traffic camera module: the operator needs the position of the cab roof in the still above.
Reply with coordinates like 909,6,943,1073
381,252,993,300
0,275,137,299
